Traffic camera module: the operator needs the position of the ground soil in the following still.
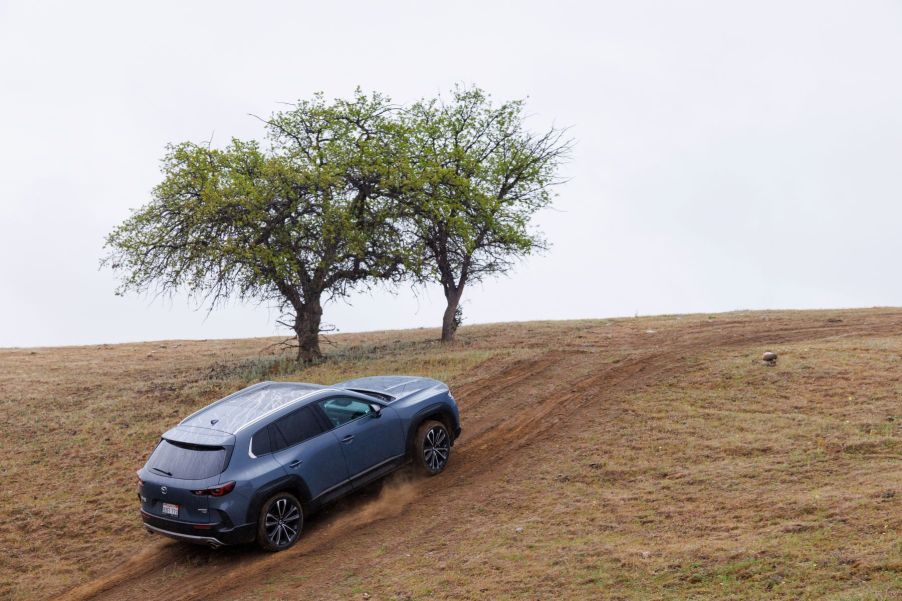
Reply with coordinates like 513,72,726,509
2,309,900,600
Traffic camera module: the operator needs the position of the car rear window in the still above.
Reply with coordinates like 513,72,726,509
147,439,228,480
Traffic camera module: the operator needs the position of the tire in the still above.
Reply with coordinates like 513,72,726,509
414,420,451,475
256,492,303,552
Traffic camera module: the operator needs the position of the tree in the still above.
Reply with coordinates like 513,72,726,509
400,86,571,341
103,92,409,362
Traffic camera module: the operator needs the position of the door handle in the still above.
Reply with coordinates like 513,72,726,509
341,434,355,444
287,459,302,469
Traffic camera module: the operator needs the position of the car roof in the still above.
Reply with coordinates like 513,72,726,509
179,381,324,434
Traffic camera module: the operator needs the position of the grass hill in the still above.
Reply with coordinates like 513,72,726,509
2,309,900,600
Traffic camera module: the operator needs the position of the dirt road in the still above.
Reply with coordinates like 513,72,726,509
54,309,902,600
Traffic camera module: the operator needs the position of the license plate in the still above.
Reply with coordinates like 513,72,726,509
162,502,179,517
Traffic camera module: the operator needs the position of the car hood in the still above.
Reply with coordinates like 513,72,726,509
333,375,445,402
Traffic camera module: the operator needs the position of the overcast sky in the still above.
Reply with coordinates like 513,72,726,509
2,0,901,347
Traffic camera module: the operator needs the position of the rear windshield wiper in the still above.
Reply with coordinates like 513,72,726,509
151,467,172,477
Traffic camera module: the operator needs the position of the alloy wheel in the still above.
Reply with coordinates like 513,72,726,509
423,425,450,472
264,497,301,548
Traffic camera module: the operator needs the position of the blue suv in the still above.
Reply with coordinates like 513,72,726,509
137,376,461,551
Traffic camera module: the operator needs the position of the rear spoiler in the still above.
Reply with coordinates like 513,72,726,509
162,425,236,447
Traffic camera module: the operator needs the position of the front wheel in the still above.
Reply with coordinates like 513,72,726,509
414,420,451,475
256,492,303,552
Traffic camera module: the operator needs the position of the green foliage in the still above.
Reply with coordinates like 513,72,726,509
397,85,571,339
106,91,406,306
103,86,570,352
103,91,411,360
453,305,464,332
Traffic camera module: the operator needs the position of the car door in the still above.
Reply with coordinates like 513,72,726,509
266,404,349,501
315,396,405,480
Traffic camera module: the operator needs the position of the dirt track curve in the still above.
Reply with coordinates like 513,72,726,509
58,310,902,601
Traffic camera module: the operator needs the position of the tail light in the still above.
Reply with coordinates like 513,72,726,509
191,481,236,497
137,472,144,487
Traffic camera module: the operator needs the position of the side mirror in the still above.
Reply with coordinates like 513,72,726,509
369,404,382,417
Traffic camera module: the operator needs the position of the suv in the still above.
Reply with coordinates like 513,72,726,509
137,376,461,551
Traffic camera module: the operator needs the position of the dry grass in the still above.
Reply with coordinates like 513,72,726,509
0,325,531,601
438,335,902,600
1,311,901,600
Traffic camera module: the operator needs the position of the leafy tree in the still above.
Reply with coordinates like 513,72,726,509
103,92,408,362
400,86,570,341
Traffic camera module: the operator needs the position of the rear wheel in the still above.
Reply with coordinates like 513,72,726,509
256,492,303,551
414,420,451,475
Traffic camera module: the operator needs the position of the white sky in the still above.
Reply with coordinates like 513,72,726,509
2,0,901,347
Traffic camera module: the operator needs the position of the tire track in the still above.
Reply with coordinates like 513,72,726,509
60,309,902,601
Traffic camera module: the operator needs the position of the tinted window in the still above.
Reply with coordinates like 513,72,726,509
318,397,373,428
251,428,272,456
147,439,228,480
270,423,288,452
271,406,323,451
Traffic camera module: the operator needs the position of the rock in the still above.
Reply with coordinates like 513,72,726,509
762,351,777,365
515,527,524,533
640,550,651,559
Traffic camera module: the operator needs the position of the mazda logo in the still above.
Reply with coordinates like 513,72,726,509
161,486,168,495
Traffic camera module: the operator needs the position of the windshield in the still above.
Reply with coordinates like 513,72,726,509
146,439,228,480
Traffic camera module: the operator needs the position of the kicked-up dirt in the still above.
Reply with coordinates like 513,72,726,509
2,309,901,600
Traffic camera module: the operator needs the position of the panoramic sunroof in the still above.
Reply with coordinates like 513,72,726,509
183,382,322,432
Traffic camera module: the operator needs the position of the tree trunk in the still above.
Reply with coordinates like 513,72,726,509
441,286,463,342
294,298,323,363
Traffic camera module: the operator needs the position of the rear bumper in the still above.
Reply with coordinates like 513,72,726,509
144,523,228,548
140,510,256,547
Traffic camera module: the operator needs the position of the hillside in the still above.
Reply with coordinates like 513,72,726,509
1,310,901,600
